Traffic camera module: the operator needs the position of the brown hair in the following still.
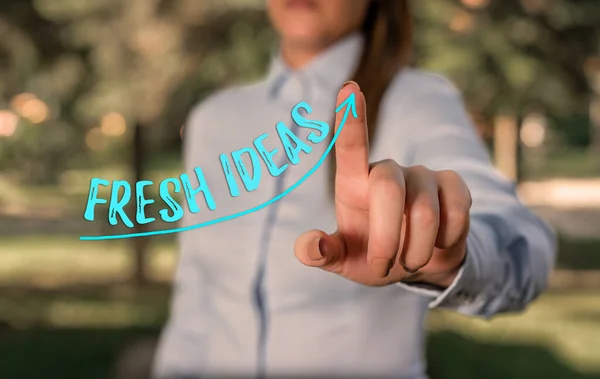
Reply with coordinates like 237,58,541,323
329,0,413,190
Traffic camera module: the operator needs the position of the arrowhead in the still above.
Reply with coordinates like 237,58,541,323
335,93,358,119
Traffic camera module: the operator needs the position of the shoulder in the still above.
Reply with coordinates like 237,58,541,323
379,67,471,129
376,68,475,144
384,68,463,108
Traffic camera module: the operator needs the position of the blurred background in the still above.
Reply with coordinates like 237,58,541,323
0,0,599,378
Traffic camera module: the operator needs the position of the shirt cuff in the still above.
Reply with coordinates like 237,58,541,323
397,220,497,310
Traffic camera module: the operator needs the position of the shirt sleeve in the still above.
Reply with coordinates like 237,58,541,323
391,72,557,319
152,104,209,378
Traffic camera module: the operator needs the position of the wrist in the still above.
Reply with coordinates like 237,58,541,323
402,254,466,289
422,266,462,289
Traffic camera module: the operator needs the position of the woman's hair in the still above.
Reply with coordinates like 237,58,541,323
329,0,413,190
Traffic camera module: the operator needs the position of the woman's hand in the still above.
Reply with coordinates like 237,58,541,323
294,82,472,288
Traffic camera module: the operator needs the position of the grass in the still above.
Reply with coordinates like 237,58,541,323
0,156,183,217
427,329,600,379
0,149,599,378
557,237,600,270
0,235,177,287
0,235,600,378
1,234,598,288
428,292,600,376
0,289,598,379
0,327,159,379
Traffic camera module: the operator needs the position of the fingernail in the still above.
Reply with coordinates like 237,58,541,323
341,80,359,90
319,237,335,260
308,237,323,261
371,258,393,278
401,262,418,274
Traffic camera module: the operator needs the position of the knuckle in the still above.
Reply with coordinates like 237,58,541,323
376,177,404,200
369,162,390,175
446,205,470,227
355,113,367,125
370,161,404,185
438,170,467,187
411,165,429,174
381,158,397,168
437,169,459,179
410,205,439,228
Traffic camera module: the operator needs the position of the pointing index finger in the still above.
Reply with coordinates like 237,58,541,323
334,81,370,185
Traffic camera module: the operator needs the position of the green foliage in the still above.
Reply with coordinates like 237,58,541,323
0,0,597,184
0,0,274,184
413,0,599,120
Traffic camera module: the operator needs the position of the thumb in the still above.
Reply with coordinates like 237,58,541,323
294,229,344,269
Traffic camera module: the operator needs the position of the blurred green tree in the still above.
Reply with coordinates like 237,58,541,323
2,0,598,182
0,0,598,282
0,0,273,184
0,0,273,283
413,0,600,159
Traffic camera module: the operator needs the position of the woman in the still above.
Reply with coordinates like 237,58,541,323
153,1,556,378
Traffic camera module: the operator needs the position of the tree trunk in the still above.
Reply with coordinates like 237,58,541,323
131,121,149,285
590,96,600,171
493,113,520,183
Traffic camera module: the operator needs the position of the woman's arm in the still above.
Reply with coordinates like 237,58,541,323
397,73,557,318
294,78,556,320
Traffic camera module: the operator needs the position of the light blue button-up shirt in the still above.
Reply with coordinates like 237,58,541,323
152,33,557,379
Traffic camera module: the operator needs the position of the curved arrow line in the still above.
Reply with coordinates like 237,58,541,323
79,93,357,241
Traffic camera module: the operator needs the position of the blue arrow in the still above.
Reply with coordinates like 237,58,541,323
79,93,358,241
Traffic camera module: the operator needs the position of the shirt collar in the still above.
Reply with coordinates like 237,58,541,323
267,32,364,100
